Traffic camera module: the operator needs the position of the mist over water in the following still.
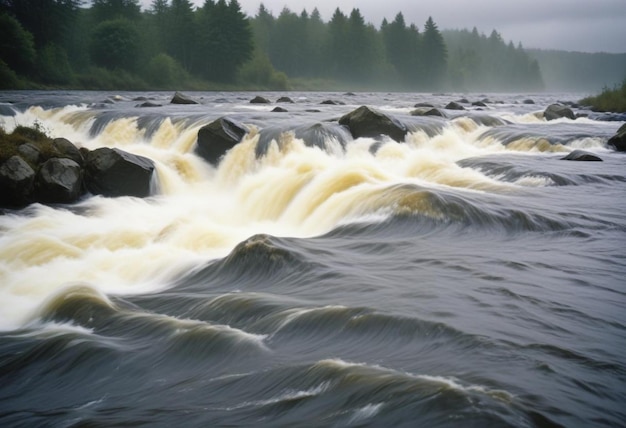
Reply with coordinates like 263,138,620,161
1,91,625,427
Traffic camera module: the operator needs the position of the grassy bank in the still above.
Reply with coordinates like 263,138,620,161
580,79,626,112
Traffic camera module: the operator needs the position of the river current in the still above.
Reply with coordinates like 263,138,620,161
0,91,624,427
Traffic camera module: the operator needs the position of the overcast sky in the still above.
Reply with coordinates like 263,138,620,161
139,0,626,53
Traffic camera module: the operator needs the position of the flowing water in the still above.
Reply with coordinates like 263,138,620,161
0,91,624,427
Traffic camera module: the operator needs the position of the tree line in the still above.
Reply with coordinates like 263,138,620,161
0,0,544,91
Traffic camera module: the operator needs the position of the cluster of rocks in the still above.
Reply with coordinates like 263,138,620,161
0,133,156,209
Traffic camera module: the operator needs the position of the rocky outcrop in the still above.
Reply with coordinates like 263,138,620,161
1,127,159,208
339,106,407,142
544,104,576,121
607,123,626,151
195,117,249,166
170,91,199,105
560,150,603,161
84,148,156,198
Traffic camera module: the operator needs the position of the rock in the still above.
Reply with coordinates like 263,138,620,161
276,96,294,103
560,150,603,161
84,148,156,197
0,155,35,207
523,99,535,104
544,104,576,121
414,102,434,108
195,117,248,166
456,98,470,104
472,101,488,107
444,101,465,110
250,96,271,104
344,92,357,96
17,143,41,165
272,106,288,113
137,101,162,108
339,106,407,142
305,109,321,113
170,91,199,105
607,123,626,151
52,138,84,166
36,158,84,203
320,100,345,105
410,108,447,118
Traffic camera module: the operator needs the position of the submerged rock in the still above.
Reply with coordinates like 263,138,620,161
339,106,407,142
195,117,249,166
607,123,626,151
170,91,199,105
276,96,294,103
560,150,603,161
272,106,288,113
544,104,576,121
320,99,345,105
85,148,156,197
36,157,84,203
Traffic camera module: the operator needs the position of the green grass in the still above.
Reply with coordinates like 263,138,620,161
580,78,626,113
0,124,55,168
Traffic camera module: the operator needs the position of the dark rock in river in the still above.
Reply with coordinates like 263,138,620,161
250,96,271,104
414,102,435,108
85,148,156,197
272,106,288,113
195,117,248,166
472,101,488,107
0,155,35,207
321,100,345,105
607,123,626,151
456,98,470,104
544,104,576,121
53,137,84,166
170,91,199,105
411,108,447,118
36,158,84,203
523,99,535,104
339,106,407,142
445,102,465,110
137,101,162,108
560,150,603,161
276,96,294,103
17,143,41,165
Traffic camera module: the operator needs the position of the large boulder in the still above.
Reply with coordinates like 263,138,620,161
84,148,156,197
544,104,576,121
0,155,35,207
170,91,199,105
445,101,465,110
607,123,626,151
195,117,248,166
36,157,84,203
339,106,408,142
560,150,603,161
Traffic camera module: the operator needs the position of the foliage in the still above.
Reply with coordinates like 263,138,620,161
144,53,190,87
237,49,288,90
579,79,626,113
1,0,553,91
89,18,141,71
0,12,36,74
37,43,75,84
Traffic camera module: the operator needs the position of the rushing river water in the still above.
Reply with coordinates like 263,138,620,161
0,91,624,427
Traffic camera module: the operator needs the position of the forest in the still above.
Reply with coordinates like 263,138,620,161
0,0,551,91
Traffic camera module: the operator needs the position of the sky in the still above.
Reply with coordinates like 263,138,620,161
139,0,626,54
